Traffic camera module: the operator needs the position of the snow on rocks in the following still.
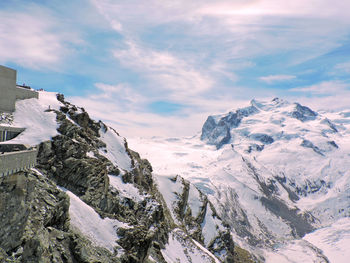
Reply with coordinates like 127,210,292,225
129,98,350,262
99,127,132,172
5,91,62,146
61,188,129,252
108,174,144,202
155,174,185,225
304,217,350,263
201,204,225,247
161,228,220,263
154,173,235,261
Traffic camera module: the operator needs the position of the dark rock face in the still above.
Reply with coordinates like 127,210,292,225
158,175,250,263
246,144,264,153
291,103,317,122
321,118,338,134
36,95,168,262
237,158,315,241
201,106,259,149
328,140,339,148
201,118,231,149
301,139,324,156
1,93,255,263
0,170,118,263
249,133,274,144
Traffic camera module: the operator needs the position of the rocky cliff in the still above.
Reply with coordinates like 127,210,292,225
0,93,254,263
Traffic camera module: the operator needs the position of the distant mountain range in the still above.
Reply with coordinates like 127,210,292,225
130,98,350,262
2,92,349,262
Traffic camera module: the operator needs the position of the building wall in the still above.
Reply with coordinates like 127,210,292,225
0,65,16,112
15,86,39,100
0,149,37,177
0,126,26,142
0,65,39,113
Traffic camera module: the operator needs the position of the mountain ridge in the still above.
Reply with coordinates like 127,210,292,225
0,92,255,263
129,97,350,262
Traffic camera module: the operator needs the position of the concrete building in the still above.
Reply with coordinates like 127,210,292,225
0,65,38,113
0,126,25,142
0,65,39,176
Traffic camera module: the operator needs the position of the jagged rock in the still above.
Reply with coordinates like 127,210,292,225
2,92,255,263
201,116,231,149
0,170,118,263
155,174,244,262
246,144,264,153
36,95,170,262
249,133,274,144
291,103,317,122
201,106,259,149
301,139,324,156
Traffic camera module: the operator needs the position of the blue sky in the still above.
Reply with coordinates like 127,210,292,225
1,0,350,137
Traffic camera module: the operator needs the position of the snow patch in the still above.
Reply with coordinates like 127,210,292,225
61,188,129,252
4,91,61,146
99,128,132,171
108,174,144,201
155,174,184,224
201,204,224,246
161,228,219,263
304,217,350,263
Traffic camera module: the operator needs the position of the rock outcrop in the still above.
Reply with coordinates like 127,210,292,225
1,93,254,263
0,170,118,263
201,105,259,149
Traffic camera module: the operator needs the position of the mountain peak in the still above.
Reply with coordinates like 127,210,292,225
250,97,290,111
200,98,335,151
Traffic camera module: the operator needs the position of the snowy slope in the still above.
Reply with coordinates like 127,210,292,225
3,92,235,262
60,187,129,253
1,91,62,146
128,98,350,262
161,228,220,263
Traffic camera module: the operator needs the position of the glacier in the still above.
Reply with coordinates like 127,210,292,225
129,98,350,262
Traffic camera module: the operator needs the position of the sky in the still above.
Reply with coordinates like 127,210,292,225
1,0,350,138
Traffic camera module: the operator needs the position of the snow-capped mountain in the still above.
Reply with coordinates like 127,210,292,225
2,91,350,262
0,92,255,263
129,98,350,262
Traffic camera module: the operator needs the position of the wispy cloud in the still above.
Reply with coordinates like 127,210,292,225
1,0,350,137
113,41,214,97
79,0,350,135
290,81,348,95
288,81,350,110
259,75,296,84
0,7,82,70
332,61,350,75
69,81,251,137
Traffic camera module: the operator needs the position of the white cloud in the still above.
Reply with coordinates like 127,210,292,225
0,8,82,70
196,0,350,19
113,40,215,96
91,0,350,62
69,82,251,137
69,0,350,137
259,75,296,84
70,80,350,137
332,62,350,75
88,0,350,103
287,81,350,111
290,81,348,95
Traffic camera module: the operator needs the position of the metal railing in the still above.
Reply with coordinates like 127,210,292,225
0,149,37,176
